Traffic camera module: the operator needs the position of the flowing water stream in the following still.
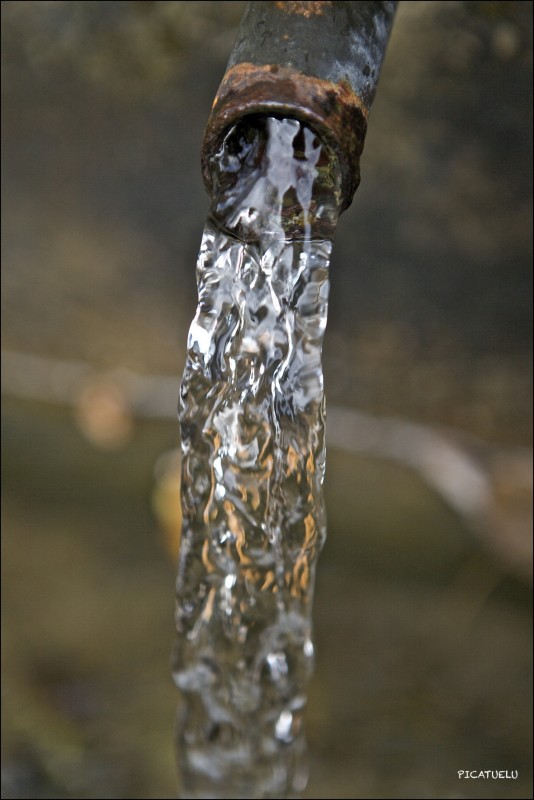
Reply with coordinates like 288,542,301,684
174,115,341,799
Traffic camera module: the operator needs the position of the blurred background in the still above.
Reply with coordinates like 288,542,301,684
1,2,532,798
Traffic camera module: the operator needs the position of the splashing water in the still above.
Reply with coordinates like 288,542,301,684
174,116,341,799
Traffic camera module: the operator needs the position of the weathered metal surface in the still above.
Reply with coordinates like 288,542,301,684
202,63,367,212
274,1,334,18
201,1,397,210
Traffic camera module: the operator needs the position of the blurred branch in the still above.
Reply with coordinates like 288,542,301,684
2,349,532,580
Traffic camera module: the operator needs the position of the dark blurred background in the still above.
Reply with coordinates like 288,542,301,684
1,2,532,798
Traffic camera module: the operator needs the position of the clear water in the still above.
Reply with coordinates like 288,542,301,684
174,116,341,799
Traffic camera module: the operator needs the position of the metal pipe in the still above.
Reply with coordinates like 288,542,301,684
201,0,397,212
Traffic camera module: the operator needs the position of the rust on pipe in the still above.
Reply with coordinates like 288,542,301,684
201,1,397,212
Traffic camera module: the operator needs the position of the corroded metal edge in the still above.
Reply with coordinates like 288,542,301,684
201,62,369,212
274,1,334,17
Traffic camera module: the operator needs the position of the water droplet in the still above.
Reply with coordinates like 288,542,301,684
275,710,294,743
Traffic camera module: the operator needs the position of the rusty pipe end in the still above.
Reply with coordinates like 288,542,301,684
200,1,397,212
201,63,368,213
